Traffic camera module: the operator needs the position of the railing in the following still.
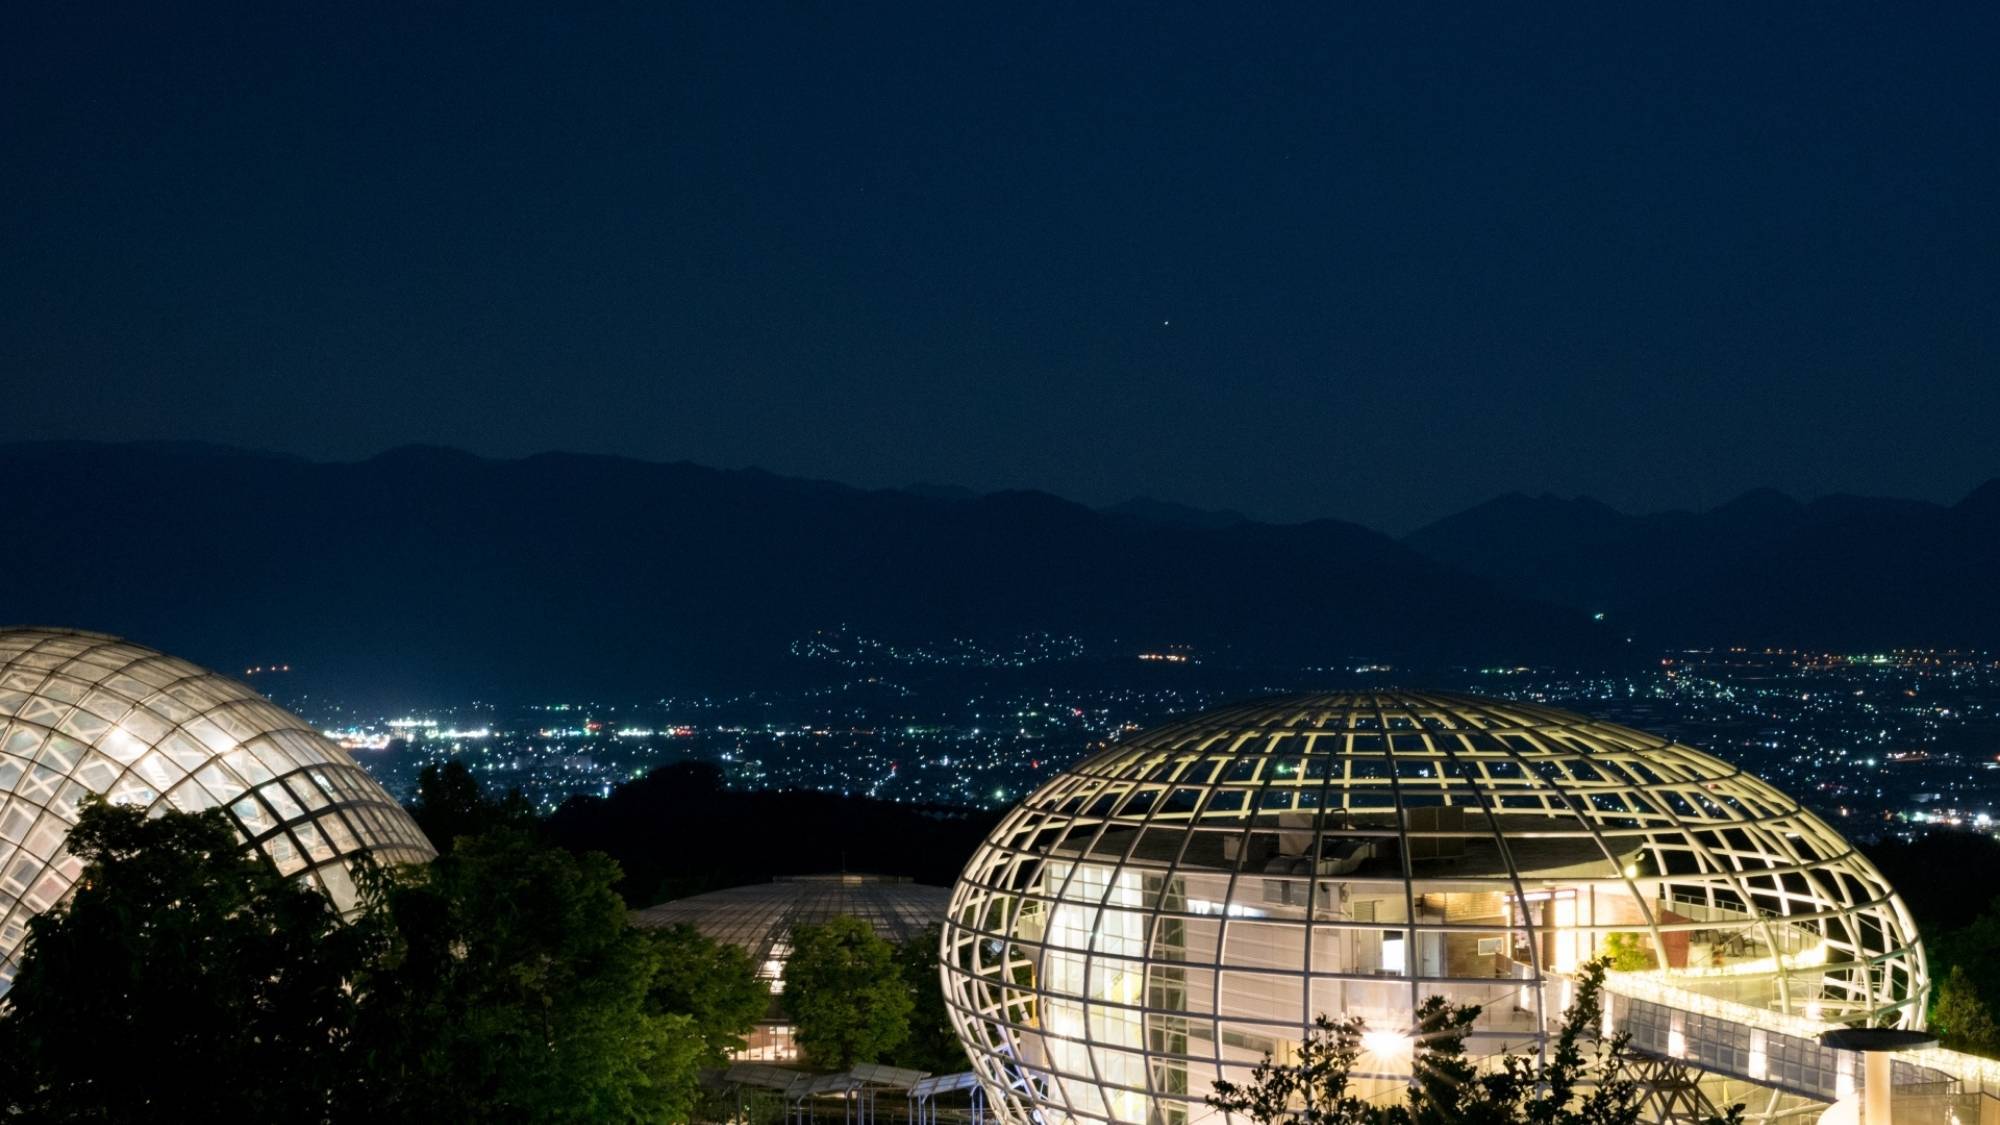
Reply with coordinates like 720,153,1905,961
1599,970,2000,1108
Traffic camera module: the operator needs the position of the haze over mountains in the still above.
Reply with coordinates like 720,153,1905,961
2,442,1992,704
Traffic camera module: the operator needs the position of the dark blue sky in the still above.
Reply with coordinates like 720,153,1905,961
5,3,1995,532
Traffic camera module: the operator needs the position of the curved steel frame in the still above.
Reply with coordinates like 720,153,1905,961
940,692,1926,1125
0,628,436,993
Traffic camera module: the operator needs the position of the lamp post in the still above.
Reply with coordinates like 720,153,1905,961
1818,1028,1938,1125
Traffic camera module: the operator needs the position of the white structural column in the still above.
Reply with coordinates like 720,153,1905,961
1818,1025,1941,1125
1865,1050,1891,1125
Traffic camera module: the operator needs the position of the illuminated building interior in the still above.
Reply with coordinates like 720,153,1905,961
633,872,949,1061
0,628,436,994
941,693,1929,1124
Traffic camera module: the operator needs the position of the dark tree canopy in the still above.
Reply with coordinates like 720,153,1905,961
544,761,998,905
1868,835,2000,1060
0,799,379,1122
408,759,534,852
892,924,968,1075
645,922,769,1067
782,915,913,1070
0,802,710,1123
350,829,704,1122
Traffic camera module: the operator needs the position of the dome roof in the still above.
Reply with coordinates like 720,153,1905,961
0,628,435,993
635,874,948,981
942,692,1926,1124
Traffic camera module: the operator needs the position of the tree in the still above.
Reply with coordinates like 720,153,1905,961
1208,960,1728,1125
646,923,769,1066
408,759,534,852
0,801,711,1123
1601,932,1655,972
782,915,913,1069
0,798,380,1122
1932,964,2000,1056
543,761,1002,907
892,924,969,1074
349,828,705,1123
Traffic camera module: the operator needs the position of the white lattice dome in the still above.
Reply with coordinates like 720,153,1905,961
941,692,1926,1124
0,628,435,993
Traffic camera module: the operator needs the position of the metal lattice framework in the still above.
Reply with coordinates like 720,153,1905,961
634,873,949,991
940,692,1927,1125
0,628,435,994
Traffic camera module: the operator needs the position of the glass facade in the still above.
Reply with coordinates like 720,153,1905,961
0,628,436,994
940,693,1928,1124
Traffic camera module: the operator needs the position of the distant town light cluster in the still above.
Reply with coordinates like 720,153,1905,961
265,636,2000,840
791,625,1087,670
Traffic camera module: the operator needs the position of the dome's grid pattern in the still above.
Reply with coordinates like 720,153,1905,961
634,874,949,991
0,628,435,993
940,693,1926,1125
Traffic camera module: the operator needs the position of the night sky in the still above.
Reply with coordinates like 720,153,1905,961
6,4,1995,533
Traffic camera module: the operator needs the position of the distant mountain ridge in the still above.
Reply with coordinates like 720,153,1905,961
1403,483,1999,647
1100,496,1251,530
6,441,1988,702
0,442,1609,704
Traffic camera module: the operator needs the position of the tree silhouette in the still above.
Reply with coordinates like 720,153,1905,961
0,798,378,1121
0,800,711,1123
408,759,533,852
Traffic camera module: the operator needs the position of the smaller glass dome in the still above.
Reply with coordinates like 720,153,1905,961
0,628,436,994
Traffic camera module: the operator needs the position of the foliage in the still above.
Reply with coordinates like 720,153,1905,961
1601,932,1656,972
892,924,968,1074
1865,834,2000,936
0,801,709,1123
1208,960,1733,1125
408,759,535,852
545,761,1000,906
1870,834,2000,1062
1932,964,2000,1056
0,798,381,1122
646,922,769,1066
782,915,913,1069
349,828,705,1122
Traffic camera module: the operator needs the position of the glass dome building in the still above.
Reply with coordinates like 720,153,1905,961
635,873,951,1060
940,693,1927,1124
0,628,435,994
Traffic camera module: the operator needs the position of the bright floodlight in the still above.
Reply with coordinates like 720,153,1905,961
0,628,435,994
941,692,1926,1124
